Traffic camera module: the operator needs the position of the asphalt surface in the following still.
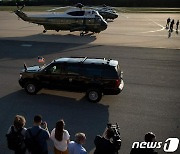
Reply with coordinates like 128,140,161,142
0,11,180,154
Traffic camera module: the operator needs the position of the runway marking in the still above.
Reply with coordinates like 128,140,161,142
139,18,165,34
148,19,164,28
21,44,32,47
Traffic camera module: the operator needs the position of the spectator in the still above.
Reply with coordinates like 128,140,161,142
25,115,50,154
166,17,171,29
50,119,70,154
130,132,158,154
6,115,27,154
94,128,117,154
68,132,87,154
170,19,175,32
176,20,179,31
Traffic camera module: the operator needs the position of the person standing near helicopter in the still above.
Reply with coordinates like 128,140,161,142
176,20,179,31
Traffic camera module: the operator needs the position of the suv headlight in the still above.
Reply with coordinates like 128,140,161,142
121,72,123,78
19,74,22,79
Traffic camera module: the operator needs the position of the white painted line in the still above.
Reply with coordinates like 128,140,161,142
140,27,165,34
21,44,32,47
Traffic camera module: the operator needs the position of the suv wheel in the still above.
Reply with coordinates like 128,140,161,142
25,82,40,95
86,88,102,103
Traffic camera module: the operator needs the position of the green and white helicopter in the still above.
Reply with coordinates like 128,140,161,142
89,4,118,21
14,3,108,36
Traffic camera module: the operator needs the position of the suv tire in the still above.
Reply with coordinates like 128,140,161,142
24,81,40,95
86,88,102,103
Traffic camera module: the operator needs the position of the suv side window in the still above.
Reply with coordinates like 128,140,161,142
67,65,80,75
102,67,118,79
45,64,66,74
82,65,102,77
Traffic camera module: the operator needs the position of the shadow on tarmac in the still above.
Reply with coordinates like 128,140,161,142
0,33,97,60
0,89,109,154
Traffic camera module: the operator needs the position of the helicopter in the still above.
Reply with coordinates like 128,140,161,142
96,7,118,20
91,4,118,20
14,4,108,36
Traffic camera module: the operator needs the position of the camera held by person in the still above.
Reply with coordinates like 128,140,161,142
107,123,122,153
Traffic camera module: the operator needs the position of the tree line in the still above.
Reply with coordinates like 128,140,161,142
1,0,180,7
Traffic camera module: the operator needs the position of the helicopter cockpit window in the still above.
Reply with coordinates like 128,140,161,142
92,11,96,14
67,11,85,16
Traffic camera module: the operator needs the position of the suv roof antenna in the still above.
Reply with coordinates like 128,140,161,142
81,57,88,63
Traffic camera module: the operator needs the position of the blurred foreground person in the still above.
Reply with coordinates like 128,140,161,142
50,119,70,154
6,115,27,154
94,128,117,154
25,115,50,154
68,132,87,154
130,132,158,154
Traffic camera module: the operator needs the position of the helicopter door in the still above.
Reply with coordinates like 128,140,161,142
95,15,101,23
94,15,101,27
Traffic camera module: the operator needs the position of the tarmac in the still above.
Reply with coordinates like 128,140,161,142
0,11,180,49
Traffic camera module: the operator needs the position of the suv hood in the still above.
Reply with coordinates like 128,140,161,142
23,65,41,72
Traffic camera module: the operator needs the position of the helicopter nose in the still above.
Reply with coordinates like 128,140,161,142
114,14,118,19
101,21,108,31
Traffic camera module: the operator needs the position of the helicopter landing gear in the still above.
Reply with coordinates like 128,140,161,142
43,30,47,33
80,31,89,36
80,32,85,36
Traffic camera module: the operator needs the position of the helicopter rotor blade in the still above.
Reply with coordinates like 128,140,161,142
47,6,71,12
75,3,84,9
20,5,25,11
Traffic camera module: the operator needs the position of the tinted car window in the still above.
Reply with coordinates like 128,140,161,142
67,65,80,75
102,67,118,79
45,64,66,74
82,65,102,77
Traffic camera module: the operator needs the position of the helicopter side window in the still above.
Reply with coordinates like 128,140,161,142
92,11,96,14
67,11,85,16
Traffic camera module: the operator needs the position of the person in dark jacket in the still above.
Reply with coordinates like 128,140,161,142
130,132,158,154
176,20,179,31
25,115,50,154
94,128,117,154
170,19,175,32
166,17,171,29
6,115,27,154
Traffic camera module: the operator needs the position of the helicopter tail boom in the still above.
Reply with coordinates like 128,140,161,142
14,4,28,21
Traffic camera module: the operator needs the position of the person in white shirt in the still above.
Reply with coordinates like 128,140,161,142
50,119,70,154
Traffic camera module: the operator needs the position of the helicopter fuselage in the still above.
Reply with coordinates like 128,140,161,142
14,9,107,34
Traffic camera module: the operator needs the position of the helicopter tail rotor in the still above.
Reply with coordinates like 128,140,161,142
15,3,25,11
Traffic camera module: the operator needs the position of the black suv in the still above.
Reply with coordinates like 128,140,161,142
19,57,124,102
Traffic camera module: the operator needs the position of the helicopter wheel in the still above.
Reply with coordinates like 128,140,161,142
80,32,84,36
43,30,47,33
